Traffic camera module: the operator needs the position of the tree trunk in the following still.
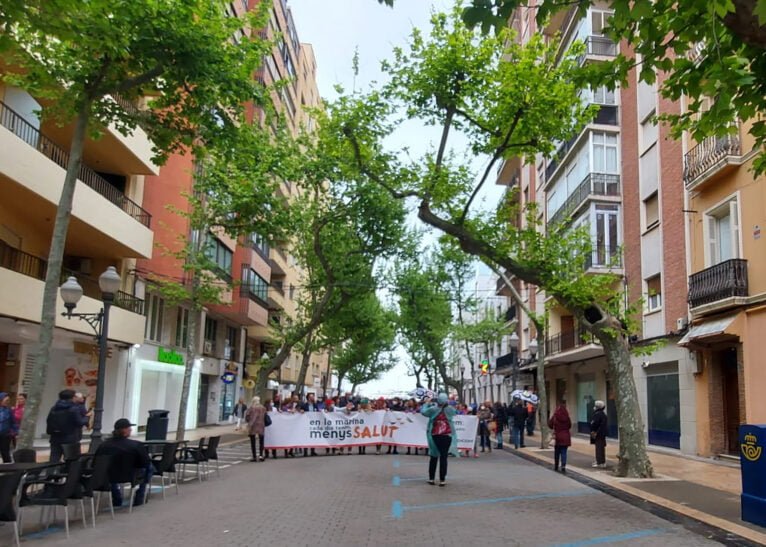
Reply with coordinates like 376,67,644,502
176,306,199,441
597,330,654,477
294,330,315,397
19,106,89,449
336,371,346,396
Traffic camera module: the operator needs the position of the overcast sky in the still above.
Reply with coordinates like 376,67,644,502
289,0,499,396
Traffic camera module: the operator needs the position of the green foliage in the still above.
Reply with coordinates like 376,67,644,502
453,0,766,174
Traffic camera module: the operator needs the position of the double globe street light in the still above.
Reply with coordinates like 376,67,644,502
59,266,121,448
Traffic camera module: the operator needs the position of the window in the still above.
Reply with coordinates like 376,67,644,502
225,326,237,360
243,268,268,302
175,307,190,349
590,10,612,35
289,284,296,300
646,275,662,312
592,132,618,173
204,235,233,278
706,196,740,266
204,317,218,354
592,85,616,105
644,192,659,229
640,116,658,152
248,233,270,257
145,294,165,342
594,204,620,266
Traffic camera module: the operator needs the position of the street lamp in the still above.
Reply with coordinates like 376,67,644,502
60,266,121,448
508,332,520,391
528,337,539,358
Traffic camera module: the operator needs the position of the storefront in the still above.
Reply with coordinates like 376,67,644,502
130,343,199,434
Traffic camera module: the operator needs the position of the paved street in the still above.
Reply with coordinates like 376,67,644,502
17,441,725,547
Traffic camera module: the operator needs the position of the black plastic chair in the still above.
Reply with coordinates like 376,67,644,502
203,436,221,478
19,458,85,539
151,442,180,498
11,449,36,463
177,438,208,482
80,454,114,526
0,471,23,547
105,452,147,513
61,443,82,462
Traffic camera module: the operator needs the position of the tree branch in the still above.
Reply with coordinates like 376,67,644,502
113,63,165,93
345,129,421,200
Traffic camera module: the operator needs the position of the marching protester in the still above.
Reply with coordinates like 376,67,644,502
374,397,387,455
590,400,609,468
233,397,248,431
493,401,506,449
264,399,280,460
509,396,528,449
421,393,457,486
245,396,267,462
548,400,572,472
357,398,373,454
300,393,320,456
524,386,538,436
477,401,493,453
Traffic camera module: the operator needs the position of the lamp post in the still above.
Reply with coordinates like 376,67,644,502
60,266,121,448
508,332,519,391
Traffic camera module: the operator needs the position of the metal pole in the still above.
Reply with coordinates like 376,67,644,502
90,295,113,448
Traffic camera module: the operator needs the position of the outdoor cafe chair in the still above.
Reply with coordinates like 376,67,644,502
176,438,208,483
18,458,85,539
203,436,221,478
0,471,23,547
150,442,180,498
105,452,148,513
80,454,114,526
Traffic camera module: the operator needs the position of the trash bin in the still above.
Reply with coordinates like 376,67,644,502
146,409,170,441
740,424,766,528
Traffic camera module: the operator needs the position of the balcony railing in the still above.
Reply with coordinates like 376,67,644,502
545,133,578,182
683,133,741,187
545,324,597,356
585,36,618,57
548,172,620,227
688,259,748,309
0,240,144,314
0,100,151,228
584,245,622,270
593,105,619,125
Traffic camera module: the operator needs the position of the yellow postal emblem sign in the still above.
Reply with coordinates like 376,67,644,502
742,433,763,462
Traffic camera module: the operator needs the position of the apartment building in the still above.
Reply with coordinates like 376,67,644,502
495,2,765,458
679,117,766,457
0,83,157,437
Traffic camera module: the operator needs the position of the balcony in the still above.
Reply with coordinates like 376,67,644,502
0,100,151,228
688,259,748,309
584,245,622,271
583,36,617,58
683,133,742,189
548,172,620,227
545,325,602,363
0,240,144,314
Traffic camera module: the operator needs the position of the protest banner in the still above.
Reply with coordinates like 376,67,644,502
264,410,478,450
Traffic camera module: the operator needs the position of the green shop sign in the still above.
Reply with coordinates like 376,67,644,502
157,347,184,366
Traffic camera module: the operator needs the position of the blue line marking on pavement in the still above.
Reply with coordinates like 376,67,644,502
551,528,665,546
392,489,594,519
392,459,400,468
391,500,403,519
392,475,401,486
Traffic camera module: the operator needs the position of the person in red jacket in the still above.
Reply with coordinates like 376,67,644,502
548,400,572,473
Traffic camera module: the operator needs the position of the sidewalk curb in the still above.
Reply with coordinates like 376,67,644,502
504,446,765,547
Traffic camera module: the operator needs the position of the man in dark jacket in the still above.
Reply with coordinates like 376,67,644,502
46,389,89,462
95,418,153,507
589,400,609,468
0,392,18,463
509,397,528,449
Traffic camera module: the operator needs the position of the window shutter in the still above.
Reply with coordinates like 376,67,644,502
706,215,718,266
730,199,740,259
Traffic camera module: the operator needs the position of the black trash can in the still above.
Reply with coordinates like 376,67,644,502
146,409,170,441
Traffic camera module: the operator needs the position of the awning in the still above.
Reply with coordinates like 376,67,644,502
678,313,743,347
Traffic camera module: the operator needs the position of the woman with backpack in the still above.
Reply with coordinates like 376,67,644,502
421,393,458,486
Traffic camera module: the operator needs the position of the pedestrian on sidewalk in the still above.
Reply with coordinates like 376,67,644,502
0,393,17,463
232,398,247,431
46,389,88,462
11,393,25,450
421,393,457,486
477,401,493,453
493,402,506,449
245,396,267,462
589,400,608,468
509,396,528,449
548,400,571,472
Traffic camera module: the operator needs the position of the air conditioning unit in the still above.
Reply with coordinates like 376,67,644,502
676,317,689,331
203,341,213,354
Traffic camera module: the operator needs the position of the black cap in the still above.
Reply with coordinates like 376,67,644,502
114,418,136,430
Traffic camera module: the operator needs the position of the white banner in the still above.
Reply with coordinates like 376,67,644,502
264,410,478,450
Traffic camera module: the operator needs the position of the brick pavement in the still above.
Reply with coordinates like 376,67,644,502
14,443,726,547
